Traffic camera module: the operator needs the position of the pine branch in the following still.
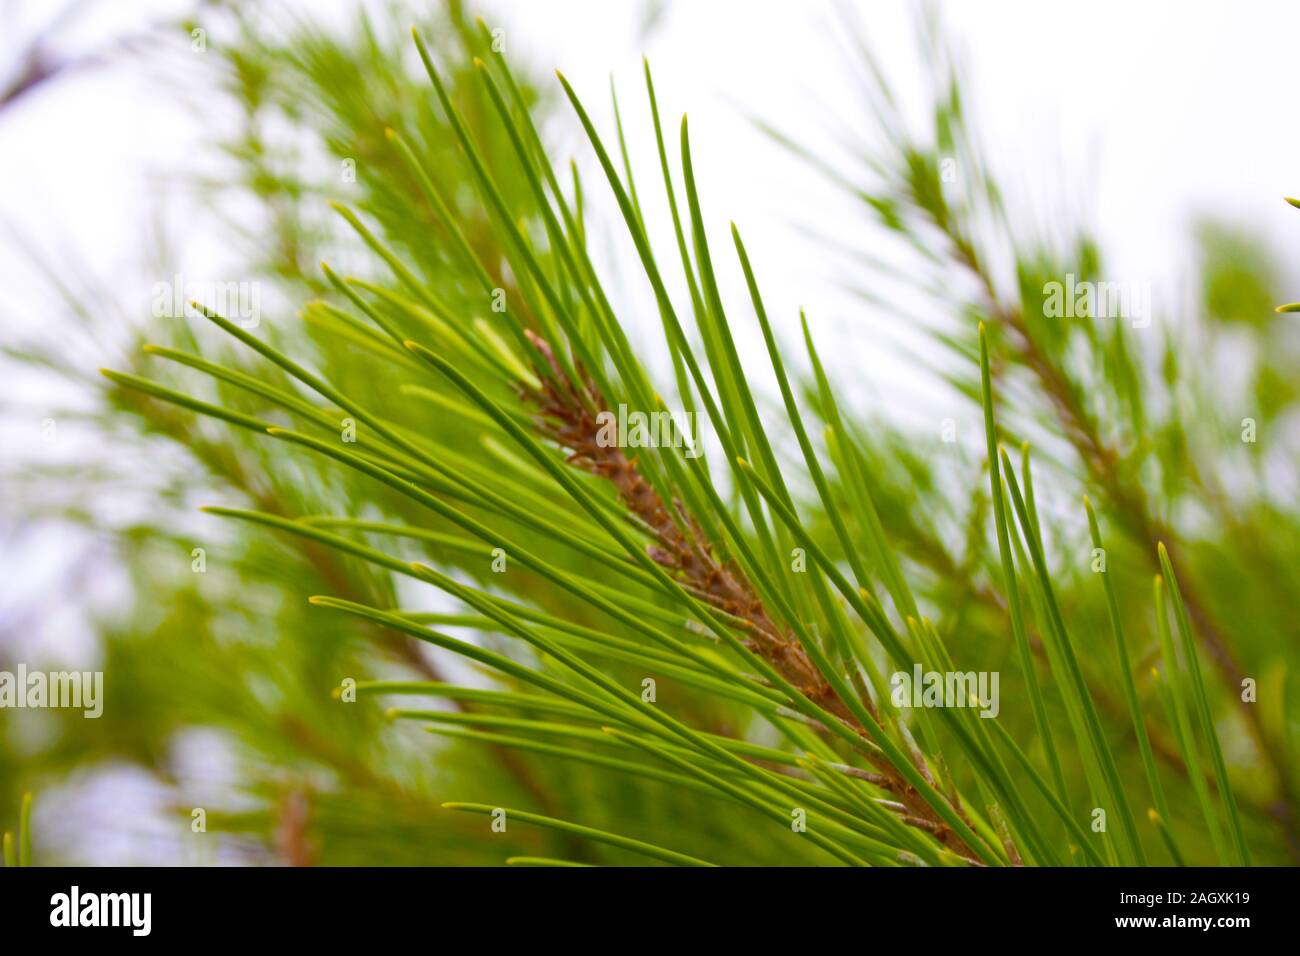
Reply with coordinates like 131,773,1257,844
522,327,978,857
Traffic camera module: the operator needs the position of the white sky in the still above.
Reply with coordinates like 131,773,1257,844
3,1,1298,396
